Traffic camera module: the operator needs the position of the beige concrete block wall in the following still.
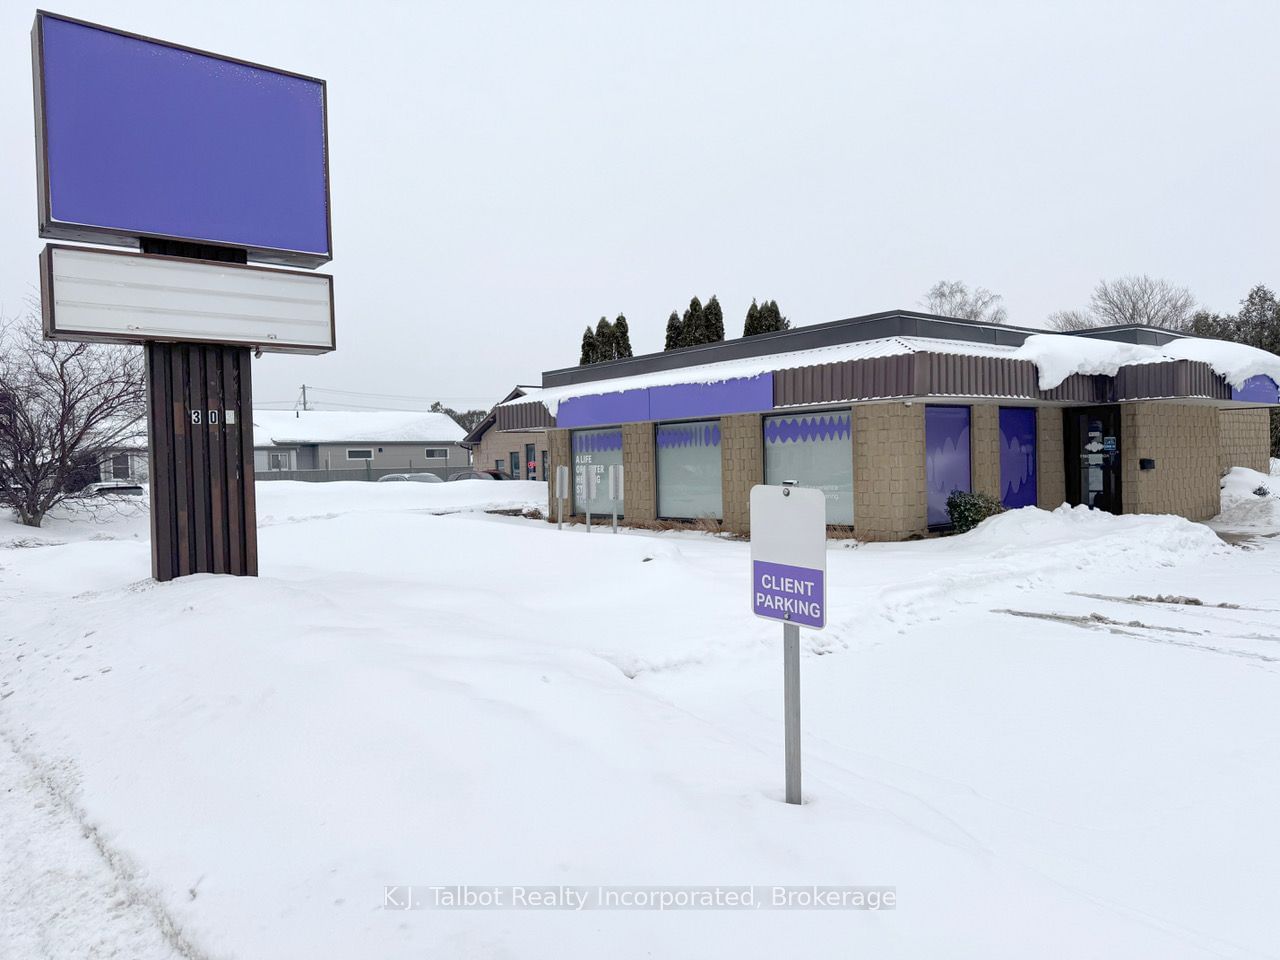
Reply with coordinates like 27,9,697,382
853,402,927,541
1120,403,1220,520
622,423,657,521
720,414,764,534
545,428,571,520
970,405,1001,500
1037,407,1066,509
474,429,547,478
1218,409,1271,474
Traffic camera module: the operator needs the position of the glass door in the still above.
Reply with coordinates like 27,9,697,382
1064,406,1122,514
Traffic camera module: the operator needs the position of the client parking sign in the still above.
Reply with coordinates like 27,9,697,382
751,485,826,629
750,484,827,805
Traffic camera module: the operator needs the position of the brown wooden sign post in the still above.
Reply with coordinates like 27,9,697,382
146,342,258,581
141,239,260,581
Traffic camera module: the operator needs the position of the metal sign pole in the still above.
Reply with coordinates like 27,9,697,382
585,467,593,533
555,464,567,531
783,621,801,804
609,463,621,534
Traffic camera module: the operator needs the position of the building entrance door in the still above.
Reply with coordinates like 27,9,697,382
1064,406,1122,514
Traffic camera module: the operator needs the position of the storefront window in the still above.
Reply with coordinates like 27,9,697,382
998,407,1037,508
925,405,971,526
656,420,722,519
763,412,853,524
571,428,623,516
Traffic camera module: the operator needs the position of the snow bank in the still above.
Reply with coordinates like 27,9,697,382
1212,466,1280,532
255,479,546,526
965,502,1226,560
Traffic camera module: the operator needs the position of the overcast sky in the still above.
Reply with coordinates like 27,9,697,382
2,1,1277,412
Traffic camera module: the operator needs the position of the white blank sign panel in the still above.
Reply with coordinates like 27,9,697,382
41,245,335,354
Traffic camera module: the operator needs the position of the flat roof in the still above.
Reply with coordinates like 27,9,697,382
502,310,1280,426
541,310,1039,388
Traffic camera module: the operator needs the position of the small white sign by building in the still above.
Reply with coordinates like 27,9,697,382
750,484,827,630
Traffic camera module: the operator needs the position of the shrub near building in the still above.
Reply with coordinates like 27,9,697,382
946,490,1005,533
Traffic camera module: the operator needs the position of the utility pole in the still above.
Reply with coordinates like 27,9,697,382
301,384,309,411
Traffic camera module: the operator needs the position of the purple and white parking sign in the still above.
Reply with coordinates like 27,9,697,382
750,485,827,630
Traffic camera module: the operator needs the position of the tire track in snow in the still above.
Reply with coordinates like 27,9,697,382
994,609,1280,664
0,721,218,960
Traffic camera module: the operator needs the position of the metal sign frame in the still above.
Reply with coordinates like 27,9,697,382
40,244,336,355
31,9,332,268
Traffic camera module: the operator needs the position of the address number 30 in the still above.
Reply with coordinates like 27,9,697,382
189,410,237,426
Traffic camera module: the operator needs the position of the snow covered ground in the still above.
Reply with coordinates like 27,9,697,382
3,477,1280,958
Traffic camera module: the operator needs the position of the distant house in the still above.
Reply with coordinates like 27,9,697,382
252,411,470,476
95,444,149,484
91,418,148,486
463,387,550,480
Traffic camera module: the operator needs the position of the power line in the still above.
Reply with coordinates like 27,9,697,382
304,385,493,404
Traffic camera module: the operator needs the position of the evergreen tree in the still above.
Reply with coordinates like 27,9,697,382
1236,285,1280,356
579,325,598,365
703,295,725,342
757,299,789,334
594,316,615,360
664,311,683,351
745,299,789,336
682,296,705,346
613,314,633,358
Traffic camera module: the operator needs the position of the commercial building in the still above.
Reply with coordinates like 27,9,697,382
494,310,1279,539
253,410,469,477
463,387,550,480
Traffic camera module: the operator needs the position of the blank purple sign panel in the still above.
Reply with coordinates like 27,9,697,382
33,12,330,266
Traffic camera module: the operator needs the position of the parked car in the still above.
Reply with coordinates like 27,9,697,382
447,469,514,481
376,473,444,483
76,480,146,497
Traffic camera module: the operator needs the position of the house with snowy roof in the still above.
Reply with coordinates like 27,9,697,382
252,410,470,476
490,309,1280,539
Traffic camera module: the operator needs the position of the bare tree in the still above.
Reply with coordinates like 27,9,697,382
922,280,1008,324
0,313,146,527
1047,275,1198,331
1045,309,1095,332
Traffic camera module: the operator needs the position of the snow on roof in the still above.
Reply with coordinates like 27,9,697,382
1014,334,1280,390
506,336,1022,415
508,331,1280,414
252,410,465,445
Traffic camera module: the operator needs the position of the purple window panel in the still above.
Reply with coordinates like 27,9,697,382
925,405,971,526
38,15,329,258
998,407,1037,509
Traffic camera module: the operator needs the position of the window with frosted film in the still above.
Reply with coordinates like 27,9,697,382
571,428,623,516
763,412,853,524
925,405,971,526
998,407,1037,508
656,420,722,519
